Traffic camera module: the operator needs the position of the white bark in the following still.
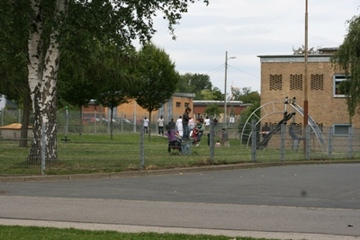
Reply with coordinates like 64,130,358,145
28,0,43,113
28,0,69,161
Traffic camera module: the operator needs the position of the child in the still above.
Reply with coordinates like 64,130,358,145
166,129,182,154
221,128,230,147
192,118,204,146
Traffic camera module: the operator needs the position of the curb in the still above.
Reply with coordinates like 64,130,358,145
1,160,359,182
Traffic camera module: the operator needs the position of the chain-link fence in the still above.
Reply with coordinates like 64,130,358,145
1,109,359,176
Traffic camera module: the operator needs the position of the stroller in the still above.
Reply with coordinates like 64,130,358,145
190,127,203,146
166,129,182,154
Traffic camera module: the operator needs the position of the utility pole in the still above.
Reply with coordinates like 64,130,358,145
223,51,236,128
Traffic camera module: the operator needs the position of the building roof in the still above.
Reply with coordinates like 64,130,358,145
258,47,338,63
257,54,332,63
193,100,251,107
172,92,196,98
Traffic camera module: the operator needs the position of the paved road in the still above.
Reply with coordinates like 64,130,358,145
0,163,359,239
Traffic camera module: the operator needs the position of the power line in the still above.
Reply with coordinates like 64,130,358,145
228,64,259,79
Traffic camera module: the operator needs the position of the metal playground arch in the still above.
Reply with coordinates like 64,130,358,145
240,98,327,152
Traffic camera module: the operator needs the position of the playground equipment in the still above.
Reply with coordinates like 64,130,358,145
240,97,327,152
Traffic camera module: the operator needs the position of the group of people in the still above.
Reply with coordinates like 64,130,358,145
143,107,226,154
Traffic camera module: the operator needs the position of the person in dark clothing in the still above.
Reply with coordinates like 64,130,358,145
168,118,176,130
261,122,270,148
182,107,191,139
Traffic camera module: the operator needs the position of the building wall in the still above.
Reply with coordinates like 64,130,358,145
260,54,359,128
109,93,195,124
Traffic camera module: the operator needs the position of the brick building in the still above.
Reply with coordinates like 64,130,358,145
193,100,251,123
258,47,359,131
83,93,195,124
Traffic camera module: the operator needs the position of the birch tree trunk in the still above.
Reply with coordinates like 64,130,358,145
28,0,69,162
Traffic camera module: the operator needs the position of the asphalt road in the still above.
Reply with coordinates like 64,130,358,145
0,163,359,240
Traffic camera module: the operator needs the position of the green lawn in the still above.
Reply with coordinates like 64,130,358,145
0,132,358,176
0,225,275,240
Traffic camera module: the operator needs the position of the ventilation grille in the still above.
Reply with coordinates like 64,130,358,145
270,74,282,90
311,74,324,90
290,74,303,90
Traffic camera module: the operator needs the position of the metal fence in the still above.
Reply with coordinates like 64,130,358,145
1,109,360,176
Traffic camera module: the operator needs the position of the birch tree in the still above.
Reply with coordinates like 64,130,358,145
22,0,210,161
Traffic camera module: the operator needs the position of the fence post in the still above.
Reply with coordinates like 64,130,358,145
348,126,353,159
120,112,124,132
41,122,46,175
305,125,310,160
139,120,144,170
94,111,97,134
251,119,256,162
0,109,3,126
209,120,214,163
280,123,286,161
327,126,333,159
133,112,137,133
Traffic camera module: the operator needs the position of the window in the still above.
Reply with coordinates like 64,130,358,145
270,74,282,90
333,124,351,136
184,103,189,108
290,74,302,90
311,74,324,90
333,74,349,97
176,102,181,107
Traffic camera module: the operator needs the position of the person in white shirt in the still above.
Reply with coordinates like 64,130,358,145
143,117,149,134
157,115,164,135
176,116,183,137
188,117,195,130
204,116,211,129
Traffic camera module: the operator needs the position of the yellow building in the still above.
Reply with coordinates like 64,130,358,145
106,92,195,124
258,48,359,132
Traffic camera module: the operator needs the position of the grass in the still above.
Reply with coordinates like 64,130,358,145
0,225,275,240
0,132,358,176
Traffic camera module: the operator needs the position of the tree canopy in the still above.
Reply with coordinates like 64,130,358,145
177,73,222,100
131,43,180,136
0,0,210,160
331,15,360,120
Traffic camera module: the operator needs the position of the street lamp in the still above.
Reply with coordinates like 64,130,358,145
303,0,309,153
224,51,236,128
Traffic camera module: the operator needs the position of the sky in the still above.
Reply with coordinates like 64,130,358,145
148,0,360,94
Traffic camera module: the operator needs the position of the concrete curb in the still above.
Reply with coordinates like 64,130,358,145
1,160,359,182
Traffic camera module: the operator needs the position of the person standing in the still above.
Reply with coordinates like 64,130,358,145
157,115,164,135
143,117,149,134
221,128,229,147
182,107,191,139
261,122,270,148
188,117,195,130
176,116,183,136
168,118,176,130
204,116,210,129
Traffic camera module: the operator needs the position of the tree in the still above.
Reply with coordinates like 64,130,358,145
331,15,360,121
199,88,223,100
177,73,213,99
231,86,260,104
95,47,136,139
204,104,222,117
0,0,31,148
131,43,180,137
1,0,210,161
238,100,259,145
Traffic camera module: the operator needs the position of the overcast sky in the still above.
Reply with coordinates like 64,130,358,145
148,0,360,94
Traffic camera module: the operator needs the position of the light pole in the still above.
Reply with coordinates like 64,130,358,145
224,51,236,128
303,0,309,153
